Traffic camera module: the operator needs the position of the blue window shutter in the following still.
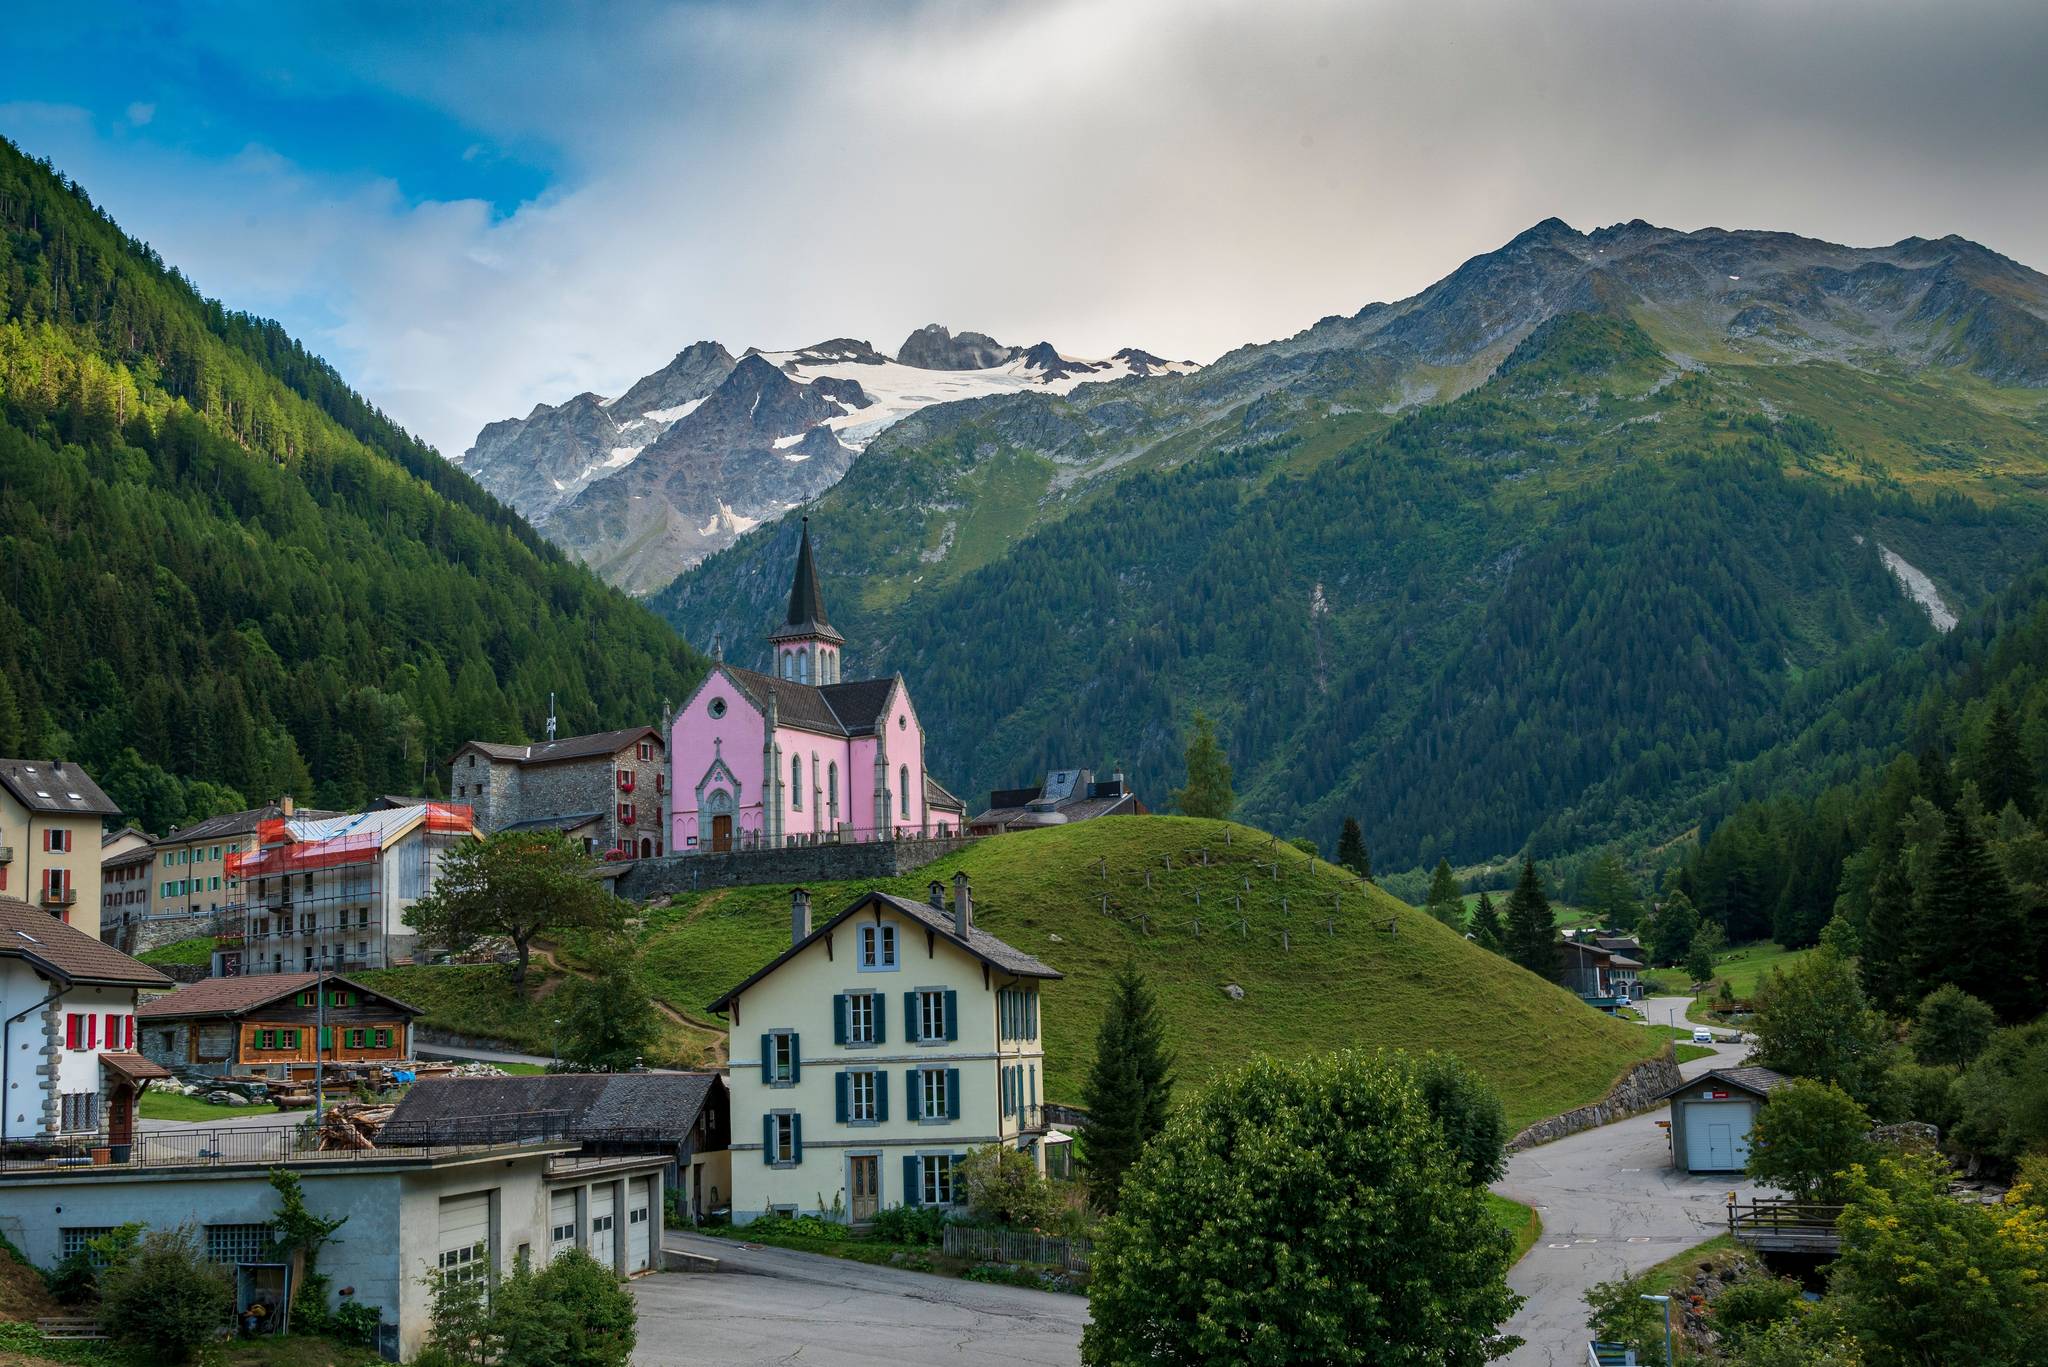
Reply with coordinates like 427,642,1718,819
904,992,919,1042
874,992,887,1044
876,1069,889,1123
835,1072,849,1124
763,1114,775,1163
789,1033,800,1082
944,990,958,1042
907,1068,920,1118
946,1067,961,1121
760,1034,773,1084
791,1114,803,1163
833,994,847,1047
903,1155,921,1206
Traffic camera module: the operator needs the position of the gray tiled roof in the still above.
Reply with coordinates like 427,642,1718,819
1653,1065,1790,1103
0,759,121,818
924,774,966,813
724,668,900,738
385,1072,722,1139
0,896,170,988
161,801,341,845
136,971,421,1020
499,811,604,835
450,727,660,768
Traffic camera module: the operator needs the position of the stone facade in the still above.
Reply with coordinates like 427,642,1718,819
139,1019,238,1072
450,732,666,857
610,835,976,903
1504,1046,1684,1151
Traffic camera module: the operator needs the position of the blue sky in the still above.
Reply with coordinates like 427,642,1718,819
4,1,2045,460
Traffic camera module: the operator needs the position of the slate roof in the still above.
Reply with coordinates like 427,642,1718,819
723,667,899,738
136,971,421,1020
449,727,661,768
499,811,604,835
768,518,844,645
707,888,1061,1014
160,801,340,845
384,1072,723,1140
103,842,157,870
924,774,966,813
1652,1065,1790,1103
0,896,170,988
0,759,121,818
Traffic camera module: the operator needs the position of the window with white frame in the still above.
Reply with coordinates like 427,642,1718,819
918,989,947,1042
920,1154,957,1206
848,1069,877,1123
859,923,897,970
437,1242,485,1285
847,992,875,1045
919,1068,949,1121
768,1030,797,1084
551,1219,577,1249
769,1112,799,1164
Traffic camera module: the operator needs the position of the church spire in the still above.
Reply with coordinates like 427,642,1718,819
768,517,845,683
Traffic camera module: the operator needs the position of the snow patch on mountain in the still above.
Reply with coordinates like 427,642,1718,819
1878,545,1957,632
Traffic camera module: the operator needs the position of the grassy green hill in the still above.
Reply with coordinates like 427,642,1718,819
627,817,1666,1129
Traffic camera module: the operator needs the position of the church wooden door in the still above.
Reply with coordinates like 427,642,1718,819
711,815,732,852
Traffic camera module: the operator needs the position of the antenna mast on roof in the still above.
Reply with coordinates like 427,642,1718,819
546,692,558,743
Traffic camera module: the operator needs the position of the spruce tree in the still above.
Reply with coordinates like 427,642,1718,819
1470,892,1504,953
1975,701,2034,819
1859,856,1916,1012
1080,961,1177,1212
1170,712,1234,820
1336,818,1371,880
1917,806,2031,1019
1425,858,1464,928
1503,859,1558,981
1645,891,1701,967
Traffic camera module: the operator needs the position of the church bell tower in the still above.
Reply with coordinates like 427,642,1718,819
768,517,845,684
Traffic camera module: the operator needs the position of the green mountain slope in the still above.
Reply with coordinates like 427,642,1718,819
656,226,2048,872
0,140,703,829
632,816,1669,1128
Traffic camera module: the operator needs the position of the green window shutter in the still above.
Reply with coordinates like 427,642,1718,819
904,992,919,1042
319,1026,332,1049
945,1067,960,1121
760,1034,774,1084
873,993,887,1045
943,990,958,1042
1029,991,1037,1038
791,1114,803,1163
906,1068,920,1118
788,1033,800,1083
903,1155,921,1206
833,995,847,1047
876,1069,889,1123
763,1115,776,1163
835,1072,848,1124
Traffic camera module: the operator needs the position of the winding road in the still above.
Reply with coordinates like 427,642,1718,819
1491,996,1768,1366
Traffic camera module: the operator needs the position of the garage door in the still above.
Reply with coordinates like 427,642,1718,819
550,1190,577,1259
1685,1101,1753,1171
589,1186,615,1269
438,1192,491,1283
627,1179,652,1273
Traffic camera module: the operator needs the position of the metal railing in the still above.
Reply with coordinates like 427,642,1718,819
941,1225,1092,1271
0,1111,577,1174
1728,1199,1845,1251
678,826,979,857
40,887,77,907
1013,1104,1049,1133
0,844,12,864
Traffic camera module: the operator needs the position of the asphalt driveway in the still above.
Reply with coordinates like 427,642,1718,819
640,1232,1086,1366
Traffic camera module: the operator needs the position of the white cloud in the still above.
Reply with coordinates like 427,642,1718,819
6,0,2047,461
124,101,155,126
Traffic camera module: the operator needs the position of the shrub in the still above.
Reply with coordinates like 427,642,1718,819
1410,1051,1509,1187
48,1223,140,1306
96,1227,232,1364
868,1204,945,1246
1714,1274,1805,1340
1911,984,1997,1067
1584,1276,1667,1363
959,1142,1060,1229
1877,1060,1958,1133
495,1247,638,1367
1746,1078,1875,1202
331,1299,385,1347
1948,1020,2048,1170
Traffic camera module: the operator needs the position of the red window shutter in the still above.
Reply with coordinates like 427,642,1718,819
125,1016,135,1049
86,1015,96,1049
66,1014,80,1049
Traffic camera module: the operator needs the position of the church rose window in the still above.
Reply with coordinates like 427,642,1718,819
708,697,726,718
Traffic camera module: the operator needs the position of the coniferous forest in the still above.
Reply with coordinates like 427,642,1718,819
0,140,704,832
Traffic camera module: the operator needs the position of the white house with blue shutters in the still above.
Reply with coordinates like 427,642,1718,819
707,874,1060,1224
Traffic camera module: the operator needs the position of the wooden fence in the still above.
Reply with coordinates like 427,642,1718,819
942,1225,1093,1271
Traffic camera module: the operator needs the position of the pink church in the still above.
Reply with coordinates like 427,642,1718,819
668,520,968,853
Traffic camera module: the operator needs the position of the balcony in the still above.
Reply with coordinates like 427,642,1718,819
0,845,12,864
40,887,77,908
1015,1104,1049,1134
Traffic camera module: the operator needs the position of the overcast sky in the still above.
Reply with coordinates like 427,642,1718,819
4,0,2045,458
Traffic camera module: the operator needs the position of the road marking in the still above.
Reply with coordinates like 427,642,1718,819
1628,1237,1652,1244
1548,1243,1573,1249
1574,1238,1599,1244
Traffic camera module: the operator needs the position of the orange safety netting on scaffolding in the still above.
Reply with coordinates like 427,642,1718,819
224,805,472,880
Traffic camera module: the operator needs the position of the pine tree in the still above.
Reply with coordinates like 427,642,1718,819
1584,852,1642,931
1645,891,1701,967
1425,859,1464,928
1169,712,1234,820
1975,701,2034,819
1503,859,1558,981
1470,892,1504,953
1916,806,2032,1019
1336,817,1371,880
1859,855,1917,1012
1079,961,1177,1212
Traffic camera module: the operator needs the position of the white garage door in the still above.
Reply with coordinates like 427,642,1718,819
589,1185,615,1269
549,1189,577,1259
627,1179,652,1273
438,1192,491,1283
1685,1101,1753,1172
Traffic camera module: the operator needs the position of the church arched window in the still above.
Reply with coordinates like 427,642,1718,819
899,765,911,822
792,756,803,809
799,650,810,684
828,763,839,824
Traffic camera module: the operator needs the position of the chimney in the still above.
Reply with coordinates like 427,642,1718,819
791,887,812,946
928,880,945,910
281,794,295,817
952,871,972,938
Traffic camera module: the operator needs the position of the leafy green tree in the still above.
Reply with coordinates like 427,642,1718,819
405,830,621,986
1470,891,1504,954
556,939,663,1070
96,1227,234,1364
1169,711,1234,819
1830,1153,2048,1366
1748,946,1891,1104
1425,858,1465,928
1082,1051,1522,1366
1411,1051,1508,1186
1503,859,1558,981
1685,935,1718,987
1644,891,1700,967
1948,1020,2048,1169
493,1248,638,1367
1078,961,1176,1212
1336,817,1371,880
1911,983,1997,1067
1744,1079,1874,1201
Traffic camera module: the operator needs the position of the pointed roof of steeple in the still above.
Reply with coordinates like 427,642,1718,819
769,517,845,645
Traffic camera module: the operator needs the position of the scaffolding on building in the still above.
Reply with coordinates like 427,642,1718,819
226,804,475,975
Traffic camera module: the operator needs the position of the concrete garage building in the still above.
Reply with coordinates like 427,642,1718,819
0,1132,669,1360
1656,1065,1788,1173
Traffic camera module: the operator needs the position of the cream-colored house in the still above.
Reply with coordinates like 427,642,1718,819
0,759,122,940
709,874,1060,1224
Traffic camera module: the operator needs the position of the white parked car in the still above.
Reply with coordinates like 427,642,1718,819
1691,1027,1715,1045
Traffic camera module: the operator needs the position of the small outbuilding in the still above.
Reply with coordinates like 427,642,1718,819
1654,1065,1788,1174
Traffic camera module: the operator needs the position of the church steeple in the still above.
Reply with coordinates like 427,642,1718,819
768,517,845,684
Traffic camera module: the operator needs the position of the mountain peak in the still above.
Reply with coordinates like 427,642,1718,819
1506,217,1582,249
896,323,1021,370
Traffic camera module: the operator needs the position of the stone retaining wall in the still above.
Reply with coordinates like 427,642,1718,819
610,836,976,903
1505,1045,1683,1151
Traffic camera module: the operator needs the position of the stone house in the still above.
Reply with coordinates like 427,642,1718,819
447,727,666,858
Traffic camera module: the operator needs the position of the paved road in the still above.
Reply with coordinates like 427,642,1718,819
638,1232,1086,1366
414,1039,554,1067
1491,996,1767,1366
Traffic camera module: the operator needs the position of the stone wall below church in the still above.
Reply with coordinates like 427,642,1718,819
611,836,976,903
